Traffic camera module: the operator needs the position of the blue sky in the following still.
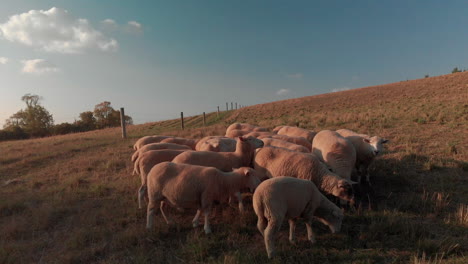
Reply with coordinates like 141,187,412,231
1,0,467,127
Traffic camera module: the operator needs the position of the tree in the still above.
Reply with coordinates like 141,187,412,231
452,67,462,73
93,101,132,129
76,111,97,131
3,94,54,137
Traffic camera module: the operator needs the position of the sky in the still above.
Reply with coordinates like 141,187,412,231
1,0,467,127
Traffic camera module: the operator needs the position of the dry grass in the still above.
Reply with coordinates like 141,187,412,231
1,72,467,263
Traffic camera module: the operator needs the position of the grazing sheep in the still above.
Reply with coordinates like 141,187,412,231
195,136,237,152
131,143,191,164
259,134,312,151
253,176,343,259
312,130,356,181
133,135,173,150
261,138,310,153
276,126,317,143
225,129,252,138
226,123,268,134
336,129,389,184
244,131,275,138
146,162,260,234
172,136,264,173
254,146,355,201
134,149,188,209
160,137,198,150
271,125,284,134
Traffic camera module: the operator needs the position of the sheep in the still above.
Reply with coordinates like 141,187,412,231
253,176,343,259
195,136,237,152
226,123,268,134
225,129,252,138
146,162,261,234
244,131,275,138
172,136,264,173
312,130,356,181
160,137,198,150
276,126,317,143
131,143,191,164
271,125,284,134
133,135,173,150
254,146,355,202
261,138,310,153
336,129,389,184
259,134,312,151
134,149,189,209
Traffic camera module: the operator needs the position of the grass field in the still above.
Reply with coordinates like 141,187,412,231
1,72,467,263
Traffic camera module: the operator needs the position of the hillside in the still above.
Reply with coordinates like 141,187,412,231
1,72,467,263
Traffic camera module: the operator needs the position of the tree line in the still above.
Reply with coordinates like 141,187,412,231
0,94,132,141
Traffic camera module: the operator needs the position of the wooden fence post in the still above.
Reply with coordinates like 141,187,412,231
217,106,220,117
235,103,238,110
231,102,233,110
181,112,184,130
120,107,127,139
203,112,206,126
226,103,228,111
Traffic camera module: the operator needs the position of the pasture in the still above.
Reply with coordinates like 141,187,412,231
1,72,467,263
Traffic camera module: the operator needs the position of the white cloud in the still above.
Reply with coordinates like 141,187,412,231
286,73,303,80
100,19,118,32
276,89,290,96
0,57,8,64
0,7,118,54
125,21,143,34
332,87,351,93
22,59,59,74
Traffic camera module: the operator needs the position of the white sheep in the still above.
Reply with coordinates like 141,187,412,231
336,129,389,184
160,137,198,150
312,130,356,181
131,142,191,164
172,136,264,173
195,136,237,152
146,162,261,234
253,176,343,259
259,134,312,151
226,123,268,134
271,125,284,134
261,138,310,153
244,131,275,138
276,126,317,143
134,149,188,209
254,146,355,201
133,135,173,150
225,129,252,138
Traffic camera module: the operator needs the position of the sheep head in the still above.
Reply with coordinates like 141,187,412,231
332,179,356,202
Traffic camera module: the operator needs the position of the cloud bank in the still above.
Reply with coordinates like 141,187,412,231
0,7,118,54
0,57,8,64
22,59,59,74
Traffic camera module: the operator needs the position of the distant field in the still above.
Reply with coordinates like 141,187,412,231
1,72,467,263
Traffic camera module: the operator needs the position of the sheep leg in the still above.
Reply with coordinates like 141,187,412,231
203,207,212,234
146,200,157,229
264,218,282,259
257,216,267,237
192,209,201,228
138,185,147,209
159,201,173,225
288,219,297,245
235,192,244,213
305,221,317,244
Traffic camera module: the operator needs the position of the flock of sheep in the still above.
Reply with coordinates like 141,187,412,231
131,123,388,258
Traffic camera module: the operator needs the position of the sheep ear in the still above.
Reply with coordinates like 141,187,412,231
382,139,389,144
239,136,246,142
244,169,251,177
363,138,370,144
